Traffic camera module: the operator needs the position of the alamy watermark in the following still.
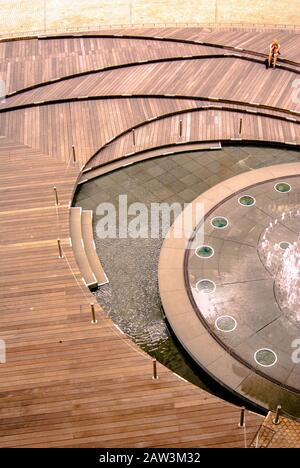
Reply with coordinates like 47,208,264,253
0,339,6,363
292,338,300,364
95,194,204,245
0,80,6,104
291,78,300,105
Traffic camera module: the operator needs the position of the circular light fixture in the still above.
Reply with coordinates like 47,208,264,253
279,241,291,250
196,279,216,294
195,245,214,258
238,195,256,206
215,315,237,332
211,216,229,229
274,182,292,193
254,348,278,367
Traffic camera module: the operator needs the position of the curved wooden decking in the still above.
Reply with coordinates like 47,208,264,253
1,26,299,447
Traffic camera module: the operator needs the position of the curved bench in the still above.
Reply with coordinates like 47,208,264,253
70,207,98,290
82,210,109,286
79,141,221,183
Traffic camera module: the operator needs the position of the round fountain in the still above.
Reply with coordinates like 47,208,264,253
258,208,300,327
159,172,300,415
276,240,300,326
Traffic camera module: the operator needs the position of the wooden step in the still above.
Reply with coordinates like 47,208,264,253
82,210,109,286
80,141,222,183
69,207,98,290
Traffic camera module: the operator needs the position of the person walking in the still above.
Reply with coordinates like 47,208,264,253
268,39,281,69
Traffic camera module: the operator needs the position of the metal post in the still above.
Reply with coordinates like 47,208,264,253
91,303,97,324
179,119,183,138
152,359,158,380
273,405,281,425
239,118,243,135
53,186,59,206
57,239,63,259
72,145,76,164
239,406,245,427
132,129,136,146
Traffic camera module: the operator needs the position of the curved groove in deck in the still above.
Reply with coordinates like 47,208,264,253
2,57,300,112
3,31,300,66
79,138,300,187
2,32,300,98
3,94,300,125
82,106,300,172
1,54,271,101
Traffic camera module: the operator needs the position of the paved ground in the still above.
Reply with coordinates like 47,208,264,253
0,0,299,35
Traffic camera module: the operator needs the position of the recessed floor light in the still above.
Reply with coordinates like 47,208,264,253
211,216,229,229
238,195,256,206
215,315,237,332
274,182,292,193
196,279,216,294
254,348,277,367
195,245,214,258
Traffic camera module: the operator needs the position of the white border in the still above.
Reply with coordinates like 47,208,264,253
211,216,229,229
195,245,215,259
238,194,256,207
254,348,278,367
279,241,291,250
274,182,292,193
215,315,237,332
195,279,216,294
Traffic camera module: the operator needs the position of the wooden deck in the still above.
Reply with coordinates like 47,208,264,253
1,26,299,447
2,57,300,111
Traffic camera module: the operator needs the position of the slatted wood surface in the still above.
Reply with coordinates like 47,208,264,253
84,108,300,171
2,26,300,447
92,27,300,62
1,28,300,94
80,142,222,183
2,57,300,112
0,39,229,94
0,161,263,446
1,101,299,171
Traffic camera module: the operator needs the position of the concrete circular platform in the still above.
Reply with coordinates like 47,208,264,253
159,162,300,415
